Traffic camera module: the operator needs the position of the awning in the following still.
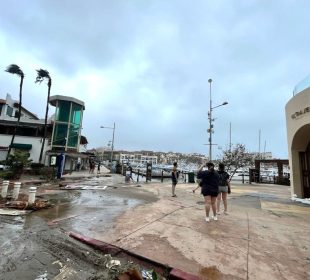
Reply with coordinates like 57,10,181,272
10,143,32,150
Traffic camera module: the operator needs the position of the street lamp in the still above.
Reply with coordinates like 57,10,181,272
100,122,115,164
207,79,228,161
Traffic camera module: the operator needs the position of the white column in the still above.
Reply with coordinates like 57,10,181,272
13,182,21,200
28,187,37,205
1,180,10,198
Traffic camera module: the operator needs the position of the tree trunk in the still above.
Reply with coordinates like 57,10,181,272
39,79,51,164
6,76,23,161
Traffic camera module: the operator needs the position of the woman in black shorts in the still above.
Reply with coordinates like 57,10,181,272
197,162,220,222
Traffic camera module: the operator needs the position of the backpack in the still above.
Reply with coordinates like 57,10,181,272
219,172,227,186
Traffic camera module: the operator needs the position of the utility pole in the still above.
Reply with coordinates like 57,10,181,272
229,122,232,152
208,79,213,161
258,129,261,159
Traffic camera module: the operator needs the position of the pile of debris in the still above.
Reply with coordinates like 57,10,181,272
4,199,51,210
88,254,166,280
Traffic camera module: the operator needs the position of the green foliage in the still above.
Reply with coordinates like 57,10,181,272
0,170,14,180
30,163,45,175
6,150,32,179
5,64,24,77
220,143,259,179
39,167,56,181
35,68,51,85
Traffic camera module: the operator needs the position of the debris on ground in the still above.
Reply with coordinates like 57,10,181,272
87,255,165,280
61,185,108,190
0,208,31,215
3,199,51,211
291,194,310,205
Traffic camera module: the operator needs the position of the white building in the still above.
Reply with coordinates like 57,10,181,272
285,75,310,198
119,153,157,165
0,94,50,162
0,94,88,171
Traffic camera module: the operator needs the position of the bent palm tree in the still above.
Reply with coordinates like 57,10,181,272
5,64,24,161
36,69,52,164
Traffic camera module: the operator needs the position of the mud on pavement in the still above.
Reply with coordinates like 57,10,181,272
0,176,160,280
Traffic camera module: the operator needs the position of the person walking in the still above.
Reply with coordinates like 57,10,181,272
171,162,178,197
197,162,220,222
217,163,231,215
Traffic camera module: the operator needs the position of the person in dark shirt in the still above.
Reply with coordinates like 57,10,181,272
197,162,220,222
217,163,231,215
171,162,178,197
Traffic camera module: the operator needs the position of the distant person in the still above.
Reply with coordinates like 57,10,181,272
197,162,220,222
125,165,132,183
217,163,231,215
97,162,101,174
89,159,95,174
171,162,179,197
76,161,81,171
128,165,133,181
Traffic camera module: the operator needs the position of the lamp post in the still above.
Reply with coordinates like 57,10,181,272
207,79,228,161
100,122,115,164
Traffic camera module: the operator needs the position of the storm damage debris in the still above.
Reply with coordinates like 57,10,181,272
0,208,31,215
87,254,165,280
291,194,310,204
61,185,109,190
69,232,173,280
2,199,51,211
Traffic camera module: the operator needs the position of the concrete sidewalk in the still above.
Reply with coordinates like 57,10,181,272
87,181,310,280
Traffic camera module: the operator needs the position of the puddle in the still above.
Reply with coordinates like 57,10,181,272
31,189,146,236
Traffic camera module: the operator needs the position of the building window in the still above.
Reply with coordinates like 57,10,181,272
56,101,71,122
6,106,13,117
53,123,68,146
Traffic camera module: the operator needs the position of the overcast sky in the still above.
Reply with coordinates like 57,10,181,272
0,0,309,158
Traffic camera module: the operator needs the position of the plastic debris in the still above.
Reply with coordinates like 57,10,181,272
291,195,310,205
106,259,121,269
34,272,48,280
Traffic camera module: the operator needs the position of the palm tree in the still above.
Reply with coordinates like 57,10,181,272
5,64,24,161
36,69,52,164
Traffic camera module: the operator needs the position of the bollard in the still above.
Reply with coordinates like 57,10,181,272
13,182,21,200
1,180,10,199
28,186,37,205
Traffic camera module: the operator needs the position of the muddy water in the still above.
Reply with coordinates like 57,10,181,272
0,181,158,280
30,186,157,238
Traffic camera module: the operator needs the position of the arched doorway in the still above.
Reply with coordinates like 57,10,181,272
300,142,310,198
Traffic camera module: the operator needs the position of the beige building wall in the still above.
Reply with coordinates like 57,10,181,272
285,88,310,198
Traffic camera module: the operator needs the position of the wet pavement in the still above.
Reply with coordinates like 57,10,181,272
0,172,158,280
1,171,310,279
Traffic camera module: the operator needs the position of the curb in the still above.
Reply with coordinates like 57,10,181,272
69,231,201,280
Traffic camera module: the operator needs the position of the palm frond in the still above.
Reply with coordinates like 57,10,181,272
35,69,51,84
5,64,24,77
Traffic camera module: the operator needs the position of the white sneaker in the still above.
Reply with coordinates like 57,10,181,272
224,211,229,215
205,217,210,222
213,216,218,221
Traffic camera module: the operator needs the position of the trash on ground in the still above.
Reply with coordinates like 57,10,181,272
62,185,108,190
34,271,48,280
291,195,310,205
0,209,32,216
4,199,51,210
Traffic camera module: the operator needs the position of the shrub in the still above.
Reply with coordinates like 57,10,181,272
0,170,14,180
30,163,45,175
39,167,56,181
6,150,32,179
